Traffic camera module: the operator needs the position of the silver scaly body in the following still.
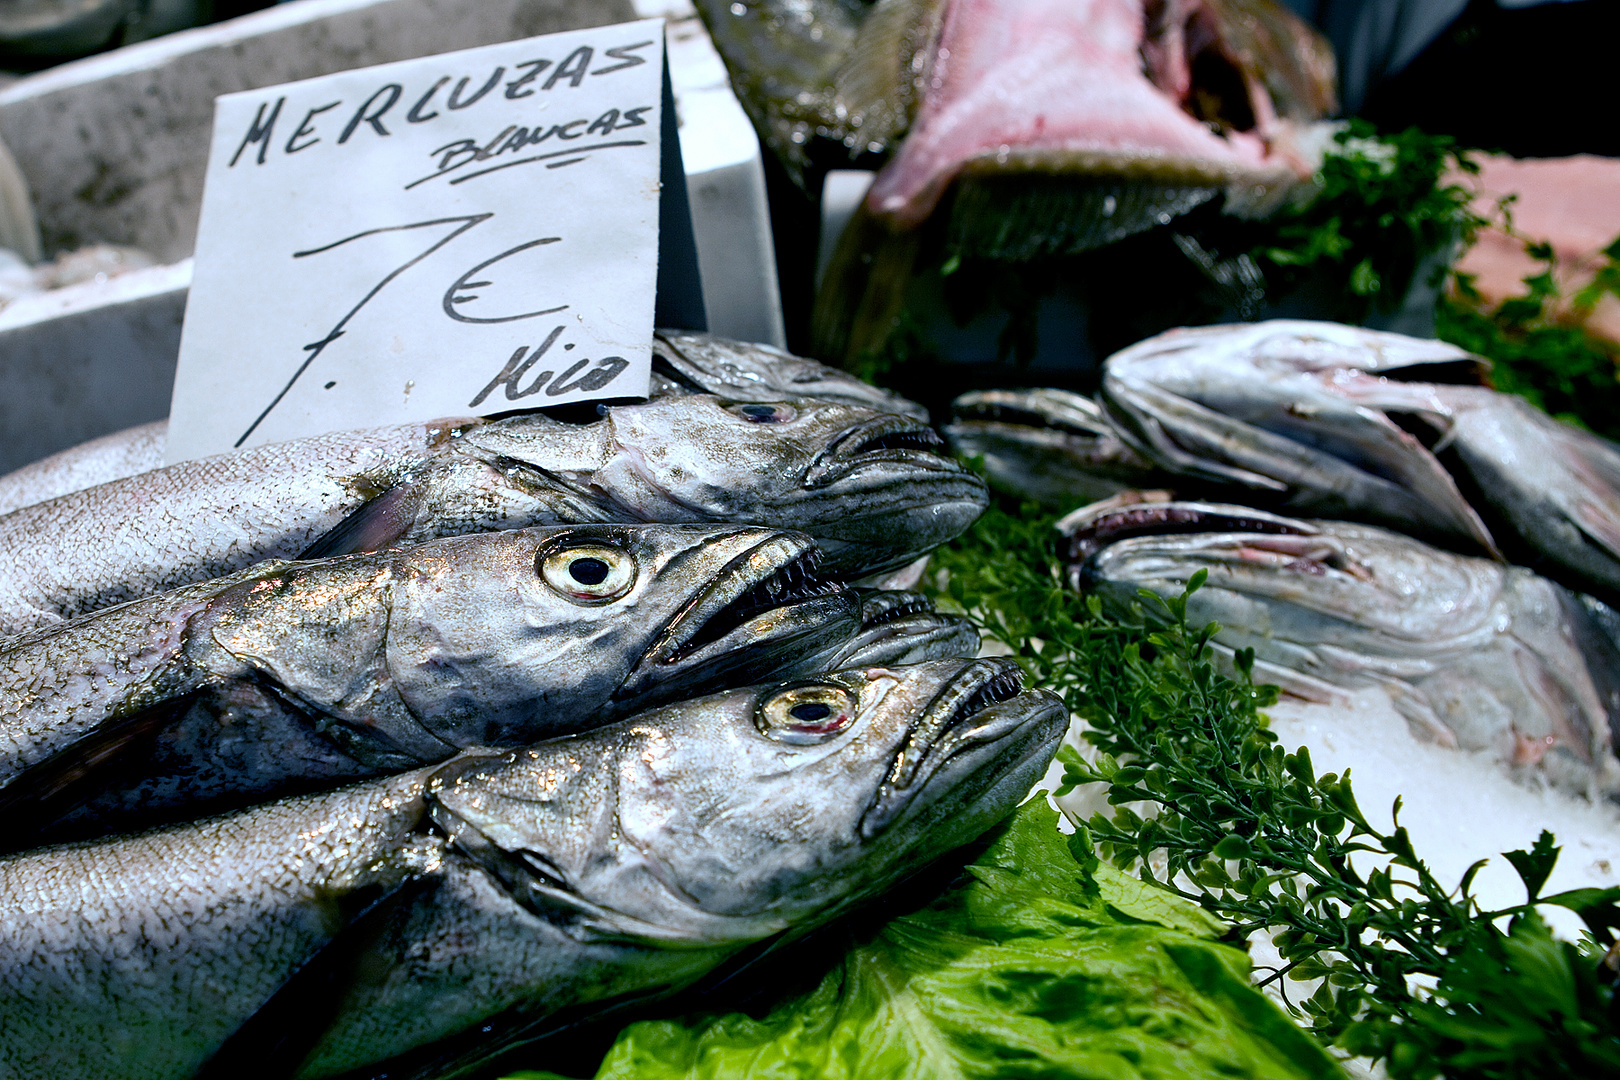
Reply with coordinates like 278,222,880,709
0,393,984,636
0,658,1066,1080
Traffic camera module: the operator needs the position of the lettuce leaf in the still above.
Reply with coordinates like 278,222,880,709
509,801,1342,1080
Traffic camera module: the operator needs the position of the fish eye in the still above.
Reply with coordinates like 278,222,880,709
538,543,637,603
730,403,797,424
758,684,857,744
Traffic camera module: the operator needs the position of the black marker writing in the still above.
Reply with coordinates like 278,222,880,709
591,40,654,76
544,46,592,90
469,325,566,406
443,237,568,324
448,67,504,110
237,213,493,447
285,101,340,154
230,97,285,166
468,327,629,408
405,106,651,189
406,76,450,123
337,83,403,144
504,58,552,99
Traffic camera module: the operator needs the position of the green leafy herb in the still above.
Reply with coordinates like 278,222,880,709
1251,121,1487,320
929,499,1620,1079
510,800,1342,1080
1438,236,1620,440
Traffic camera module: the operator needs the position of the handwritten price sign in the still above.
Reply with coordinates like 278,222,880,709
167,19,674,463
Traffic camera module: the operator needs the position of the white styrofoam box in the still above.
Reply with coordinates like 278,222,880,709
0,261,190,473
0,0,637,263
0,0,785,470
818,169,875,288
633,0,783,348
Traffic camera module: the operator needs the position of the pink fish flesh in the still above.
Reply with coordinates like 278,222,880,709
866,0,1315,229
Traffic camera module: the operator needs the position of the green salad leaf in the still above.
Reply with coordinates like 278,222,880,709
511,801,1343,1080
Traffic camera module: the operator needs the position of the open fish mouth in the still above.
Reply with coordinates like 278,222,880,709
831,591,980,667
1060,498,1317,567
949,389,1117,440
635,533,855,682
860,658,1065,838
804,415,959,488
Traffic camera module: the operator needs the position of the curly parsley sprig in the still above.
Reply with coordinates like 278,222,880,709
927,499,1620,1078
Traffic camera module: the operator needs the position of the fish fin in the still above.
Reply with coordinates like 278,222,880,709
301,482,421,559
195,876,435,1080
0,693,199,852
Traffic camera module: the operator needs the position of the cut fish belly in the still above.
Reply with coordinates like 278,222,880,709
866,0,1307,229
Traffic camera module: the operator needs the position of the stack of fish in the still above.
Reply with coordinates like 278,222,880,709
0,332,1067,1078
946,319,1620,790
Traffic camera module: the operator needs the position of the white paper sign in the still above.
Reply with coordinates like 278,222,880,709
166,19,668,464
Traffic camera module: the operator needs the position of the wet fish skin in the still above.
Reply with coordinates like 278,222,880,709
1394,385,1620,602
945,388,1165,506
1100,320,1499,551
0,418,167,516
828,589,980,667
0,331,928,514
0,524,859,838
1077,503,1620,787
654,329,930,420
0,658,1066,1079
0,394,982,635
1100,319,1620,602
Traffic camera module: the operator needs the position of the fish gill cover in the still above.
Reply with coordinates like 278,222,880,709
510,799,1341,1080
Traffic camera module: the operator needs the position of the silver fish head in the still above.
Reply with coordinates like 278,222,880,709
370,524,859,748
945,388,1162,505
654,330,930,421
1076,504,1620,780
1100,320,1498,552
599,394,989,577
826,589,980,667
426,657,1066,945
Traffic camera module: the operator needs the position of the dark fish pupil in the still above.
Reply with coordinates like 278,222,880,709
742,405,782,422
570,558,610,586
789,702,832,722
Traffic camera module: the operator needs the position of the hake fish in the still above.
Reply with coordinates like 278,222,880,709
0,524,860,842
1100,319,1620,600
945,387,1164,505
0,331,923,515
0,393,986,636
0,658,1066,1080
1069,498,1620,788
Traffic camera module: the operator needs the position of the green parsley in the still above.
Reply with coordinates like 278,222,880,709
929,499,1620,1079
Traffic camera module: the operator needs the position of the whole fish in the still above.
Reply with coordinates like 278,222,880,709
1100,319,1620,599
0,331,926,515
0,524,858,843
0,393,985,636
944,387,1163,505
0,657,1066,1080
1070,498,1620,788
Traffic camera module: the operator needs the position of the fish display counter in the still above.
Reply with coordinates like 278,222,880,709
1,1,1619,1078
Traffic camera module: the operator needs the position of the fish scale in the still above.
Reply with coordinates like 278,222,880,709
0,660,1065,1080
0,525,869,847
0,394,985,637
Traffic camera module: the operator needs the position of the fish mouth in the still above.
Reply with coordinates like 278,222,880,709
804,415,959,488
630,534,856,693
1059,498,1317,568
830,591,980,667
948,390,1114,440
859,658,1066,839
